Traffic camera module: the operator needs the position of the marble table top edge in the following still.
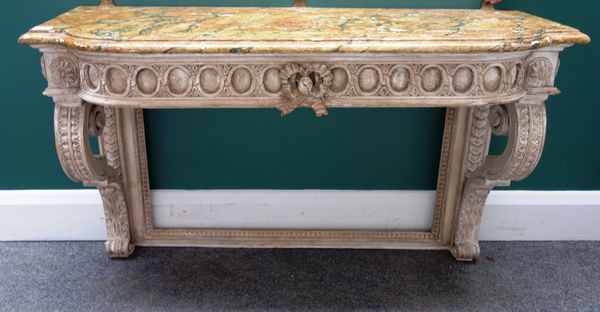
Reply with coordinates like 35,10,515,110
19,6,590,54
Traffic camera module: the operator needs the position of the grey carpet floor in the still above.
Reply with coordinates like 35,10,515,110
0,242,599,312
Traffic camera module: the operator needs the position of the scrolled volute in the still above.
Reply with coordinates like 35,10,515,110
484,99,547,182
54,102,133,257
453,96,547,261
54,103,112,185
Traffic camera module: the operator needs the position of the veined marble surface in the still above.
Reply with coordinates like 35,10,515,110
19,6,589,54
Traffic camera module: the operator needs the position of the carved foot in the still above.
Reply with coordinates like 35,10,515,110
99,183,135,257
451,242,481,261
105,239,135,257
452,177,493,261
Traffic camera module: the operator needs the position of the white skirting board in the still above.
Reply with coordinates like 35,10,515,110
0,190,598,241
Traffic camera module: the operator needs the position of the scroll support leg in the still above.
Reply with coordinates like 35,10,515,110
452,96,547,261
54,103,134,257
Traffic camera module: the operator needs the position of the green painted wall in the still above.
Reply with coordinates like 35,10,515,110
1,0,597,190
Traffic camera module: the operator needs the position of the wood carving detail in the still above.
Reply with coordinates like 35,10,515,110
100,183,134,257
75,56,529,115
452,178,491,260
33,47,566,260
80,61,524,99
50,57,79,88
54,103,133,257
465,106,491,174
453,97,548,261
527,57,554,88
278,63,332,117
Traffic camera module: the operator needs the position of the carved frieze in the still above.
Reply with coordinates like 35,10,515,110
75,57,528,111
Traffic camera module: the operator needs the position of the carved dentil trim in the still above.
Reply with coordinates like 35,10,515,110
430,108,456,236
148,228,435,241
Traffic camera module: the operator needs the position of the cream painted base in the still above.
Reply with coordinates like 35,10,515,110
31,44,568,260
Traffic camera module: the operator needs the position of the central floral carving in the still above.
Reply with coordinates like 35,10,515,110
278,63,333,117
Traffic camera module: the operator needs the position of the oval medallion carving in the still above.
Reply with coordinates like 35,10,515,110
358,67,380,93
483,66,502,93
83,64,99,90
421,66,443,93
262,67,281,94
135,68,159,95
230,67,253,94
198,67,223,95
330,67,349,93
106,66,129,95
389,66,410,93
166,67,191,96
510,63,522,89
452,66,475,94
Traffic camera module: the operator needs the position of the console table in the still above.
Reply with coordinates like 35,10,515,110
19,0,589,260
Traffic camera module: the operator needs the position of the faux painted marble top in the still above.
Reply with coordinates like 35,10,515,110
19,6,590,54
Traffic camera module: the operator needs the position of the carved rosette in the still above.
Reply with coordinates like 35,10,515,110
54,102,133,257
277,63,333,117
526,57,554,88
49,57,79,88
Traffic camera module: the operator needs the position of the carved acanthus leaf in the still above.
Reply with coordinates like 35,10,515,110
100,183,134,257
54,103,133,257
465,106,490,174
454,96,548,261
